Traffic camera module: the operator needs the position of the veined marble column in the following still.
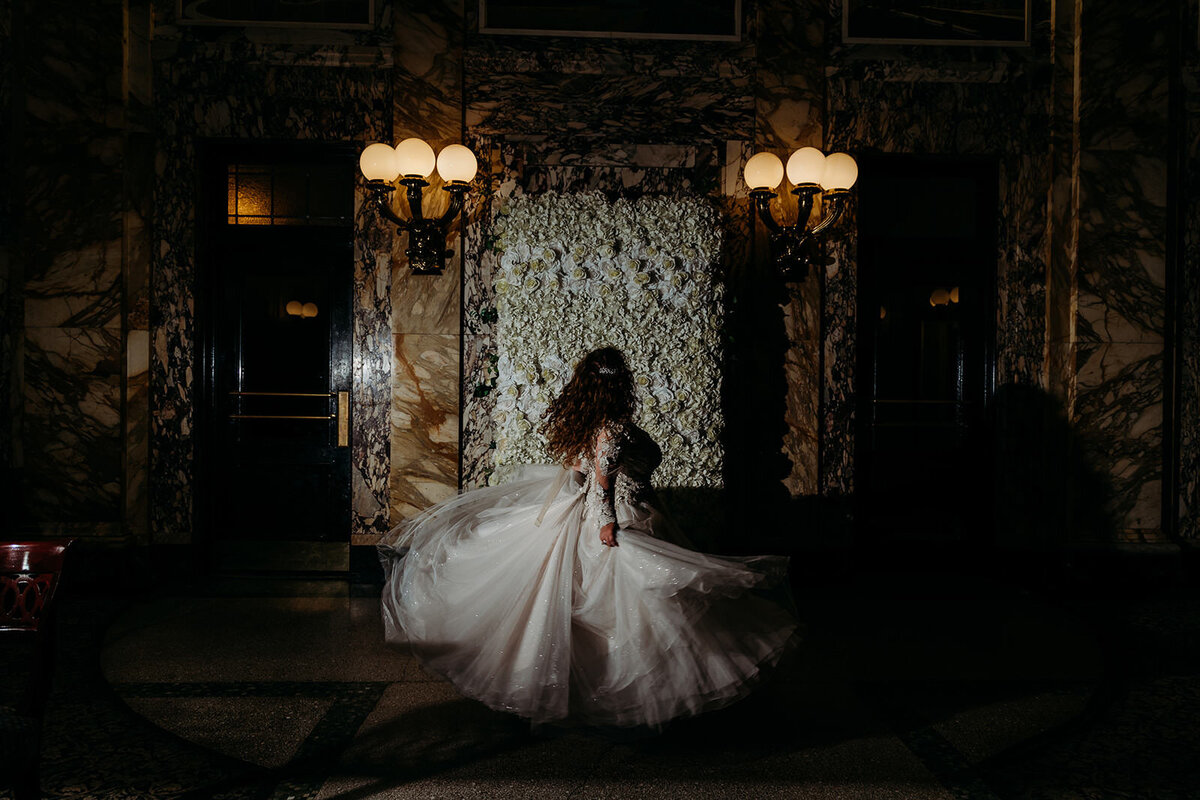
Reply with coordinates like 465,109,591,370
1180,46,1200,541
754,0,826,500
386,0,466,535
1046,0,1171,542
19,0,126,537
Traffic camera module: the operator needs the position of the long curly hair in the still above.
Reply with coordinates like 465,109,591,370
542,347,636,465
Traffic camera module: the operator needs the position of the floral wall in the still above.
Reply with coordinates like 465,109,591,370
486,193,726,488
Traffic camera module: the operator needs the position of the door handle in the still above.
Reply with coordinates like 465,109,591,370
229,391,335,397
229,414,334,420
337,391,349,448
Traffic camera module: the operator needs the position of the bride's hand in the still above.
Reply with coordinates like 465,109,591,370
600,523,618,548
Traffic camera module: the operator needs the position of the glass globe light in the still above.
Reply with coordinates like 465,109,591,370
436,144,478,184
285,300,303,316
359,143,400,182
744,152,785,191
394,138,436,179
820,152,859,191
786,147,827,186
301,302,319,318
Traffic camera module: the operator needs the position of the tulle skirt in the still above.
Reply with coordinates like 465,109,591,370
378,466,798,727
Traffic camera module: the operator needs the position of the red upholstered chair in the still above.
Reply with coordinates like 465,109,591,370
0,540,73,800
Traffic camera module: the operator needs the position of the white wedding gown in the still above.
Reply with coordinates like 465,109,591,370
378,422,798,727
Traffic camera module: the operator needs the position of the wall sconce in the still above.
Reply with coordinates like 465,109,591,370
359,138,478,276
744,147,858,279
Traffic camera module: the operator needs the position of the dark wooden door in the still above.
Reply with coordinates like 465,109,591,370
198,144,355,573
854,154,997,544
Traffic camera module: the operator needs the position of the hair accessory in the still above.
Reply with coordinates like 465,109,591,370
597,365,618,375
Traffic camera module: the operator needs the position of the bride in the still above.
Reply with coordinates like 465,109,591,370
378,347,797,727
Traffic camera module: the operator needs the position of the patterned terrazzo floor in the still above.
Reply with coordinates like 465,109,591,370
4,569,1199,799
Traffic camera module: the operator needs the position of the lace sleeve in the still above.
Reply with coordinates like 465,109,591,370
592,426,622,528
595,426,621,478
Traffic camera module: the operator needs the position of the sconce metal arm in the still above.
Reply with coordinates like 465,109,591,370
750,189,783,234
364,178,471,276
434,184,469,228
809,190,850,237
366,180,410,230
402,178,428,222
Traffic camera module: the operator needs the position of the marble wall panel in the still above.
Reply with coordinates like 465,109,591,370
17,0,129,535
384,0,465,529
464,32,756,142
753,0,827,501
1060,0,1169,540
1075,151,1167,344
393,0,463,147
460,333,497,489
22,326,122,522
151,30,393,543
461,134,504,339
388,334,460,528
149,146,197,544
125,330,150,543
755,0,824,152
1073,341,1164,539
997,150,1052,388
386,221,462,528
713,138,802,518
123,121,155,543
781,332,820,497
22,241,123,330
819,236,856,498
352,207,394,541
1076,0,1170,154
1183,60,1200,540
0,0,12,486
1174,51,1200,539
1043,0,1080,416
